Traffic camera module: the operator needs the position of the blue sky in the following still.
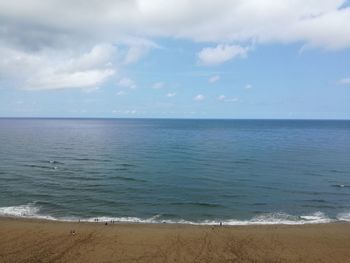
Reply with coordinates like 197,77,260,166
0,1,350,119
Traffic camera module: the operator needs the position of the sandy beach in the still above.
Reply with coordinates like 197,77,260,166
0,218,349,262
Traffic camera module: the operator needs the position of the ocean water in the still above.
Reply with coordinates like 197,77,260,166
0,118,350,225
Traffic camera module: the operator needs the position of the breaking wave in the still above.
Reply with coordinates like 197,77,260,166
1,203,350,225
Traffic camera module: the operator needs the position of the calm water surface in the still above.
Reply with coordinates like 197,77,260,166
0,119,350,224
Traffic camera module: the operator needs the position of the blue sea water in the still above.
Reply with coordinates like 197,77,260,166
0,118,350,225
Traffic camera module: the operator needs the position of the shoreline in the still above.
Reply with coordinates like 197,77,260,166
1,217,350,262
0,204,345,225
0,214,342,226
0,215,346,226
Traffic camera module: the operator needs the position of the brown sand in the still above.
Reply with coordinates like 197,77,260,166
0,218,350,263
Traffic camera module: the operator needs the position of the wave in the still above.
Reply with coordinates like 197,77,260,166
1,203,350,225
0,203,56,220
337,212,350,221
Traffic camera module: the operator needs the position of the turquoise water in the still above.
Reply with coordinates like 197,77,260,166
0,118,350,225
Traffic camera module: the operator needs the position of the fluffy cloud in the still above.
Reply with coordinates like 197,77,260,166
198,45,249,66
194,94,205,101
208,75,220,83
28,70,114,90
0,44,115,90
166,92,176,97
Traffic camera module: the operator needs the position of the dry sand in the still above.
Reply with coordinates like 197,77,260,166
0,218,350,262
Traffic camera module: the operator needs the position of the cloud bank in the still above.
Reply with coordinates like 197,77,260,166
1,0,349,49
0,0,350,89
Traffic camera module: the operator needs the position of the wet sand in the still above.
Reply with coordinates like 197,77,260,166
0,218,350,262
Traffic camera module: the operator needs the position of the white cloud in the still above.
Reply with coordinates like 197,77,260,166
244,84,253,89
28,70,114,90
152,82,164,89
194,94,205,101
339,78,350,84
209,75,220,83
1,1,350,90
118,77,136,89
218,95,238,102
0,44,116,90
198,44,249,66
0,1,349,51
166,92,176,97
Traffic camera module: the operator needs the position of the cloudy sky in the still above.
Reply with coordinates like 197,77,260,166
0,0,350,119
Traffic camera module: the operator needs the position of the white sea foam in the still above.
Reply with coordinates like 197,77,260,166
299,211,333,224
199,212,333,226
0,203,39,217
0,203,50,220
0,203,58,221
337,212,350,222
0,204,344,225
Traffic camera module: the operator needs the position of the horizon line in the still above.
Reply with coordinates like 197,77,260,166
0,117,349,121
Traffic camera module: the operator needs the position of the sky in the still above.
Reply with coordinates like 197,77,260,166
0,0,350,119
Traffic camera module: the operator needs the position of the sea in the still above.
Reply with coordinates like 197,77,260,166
0,118,350,225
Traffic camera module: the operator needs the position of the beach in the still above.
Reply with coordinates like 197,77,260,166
1,218,350,262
